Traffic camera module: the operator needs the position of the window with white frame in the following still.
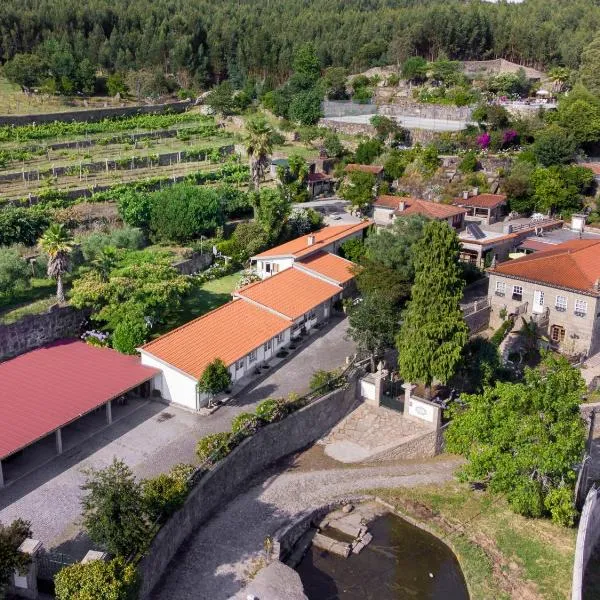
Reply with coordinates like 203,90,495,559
236,359,245,371
248,350,257,363
512,285,523,301
555,295,567,312
575,299,588,317
263,340,272,352
276,332,285,344
495,281,506,296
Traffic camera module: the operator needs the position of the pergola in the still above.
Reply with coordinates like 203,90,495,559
0,339,158,487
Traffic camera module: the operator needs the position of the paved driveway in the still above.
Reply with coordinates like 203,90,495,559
0,318,355,557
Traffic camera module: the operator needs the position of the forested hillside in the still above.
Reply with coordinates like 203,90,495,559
1,0,599,89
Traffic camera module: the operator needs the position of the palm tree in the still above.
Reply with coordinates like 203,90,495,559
244,116,275,191
39,223,75,303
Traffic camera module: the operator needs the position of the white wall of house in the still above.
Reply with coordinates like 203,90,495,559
374,206,396,226
140,351,199,411
254,257,295,279
488,273,600,356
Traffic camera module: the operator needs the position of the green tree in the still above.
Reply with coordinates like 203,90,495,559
531,166,581,215
339,238,366,263
364,214,427,281
323,132,345,159
149,184,224,243
339,171,376,211
458,150,478,173
532,125,577,166
112,315,149,354
107,73,129,97
322,67,348,100
3,53,45,89
244,115,276,191
80,458,149,556
472,103,511,131
197,358,232,400
39,223,75,303
206,81,237,115
348,293,399,371
289,89,323,125
277,153,310,203
252,187,291,241
396,220,468,394
354,138,383,165
579,34,600,95
401,56,427,83
0,519,31,593
291,42,321,87
446,354,586,526
0,247,30,298
55,557,139,600
503,160,534,214
117,190,154,230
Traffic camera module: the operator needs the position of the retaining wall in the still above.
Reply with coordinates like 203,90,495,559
0,304,89,360
171,252,213,275
136,378,360,599
369,423,447,462
572,487,600,600
0,100,193,126
322,100,376,118
0,144,234,184
465,306,491,334
378,102,473,121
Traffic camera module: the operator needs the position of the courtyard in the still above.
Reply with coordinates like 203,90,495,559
0,317,355,558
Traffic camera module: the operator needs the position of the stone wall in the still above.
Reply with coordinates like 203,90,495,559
136,377,361,599
378,102,473,121
0,305,89,361
319,118,375,137
368,423,447,462
465,306,491,334
572,487,600,600
171,252,213,275
0,100,193,126
322,100,377,118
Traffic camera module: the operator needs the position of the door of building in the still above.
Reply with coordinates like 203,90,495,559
532,290,545,314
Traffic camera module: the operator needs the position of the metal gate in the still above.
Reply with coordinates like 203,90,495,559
37,550,76,592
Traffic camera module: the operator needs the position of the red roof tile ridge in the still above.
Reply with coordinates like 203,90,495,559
142,299,242,350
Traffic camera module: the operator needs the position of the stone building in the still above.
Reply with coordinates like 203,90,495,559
488,239,600,357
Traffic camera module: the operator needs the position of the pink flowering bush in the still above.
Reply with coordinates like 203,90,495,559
476,132,491,149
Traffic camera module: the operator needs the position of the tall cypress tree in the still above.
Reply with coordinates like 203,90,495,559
396,220,468,394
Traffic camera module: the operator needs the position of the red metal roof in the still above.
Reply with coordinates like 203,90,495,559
0,340,158,459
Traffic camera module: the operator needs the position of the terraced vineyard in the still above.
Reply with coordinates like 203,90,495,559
0,109,240,203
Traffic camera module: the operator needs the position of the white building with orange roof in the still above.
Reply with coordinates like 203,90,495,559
139,252,357,410
251,221,371,279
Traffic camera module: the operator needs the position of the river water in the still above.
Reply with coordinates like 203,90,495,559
296,512,469,600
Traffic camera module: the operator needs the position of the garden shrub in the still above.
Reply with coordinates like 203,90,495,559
79,227,145,262
544,486,578,527
196,432,232,464
0,207,50,246
458,150,479,173
230,412,261,438
490,319,514,347
0,247,31,298
54,557,139,600
309,369,341,392
141,463,193,522
255,398,288,423
112,316,149,355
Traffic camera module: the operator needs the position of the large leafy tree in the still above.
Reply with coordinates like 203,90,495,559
39,223,75,303
0,519,31,593
396,220,468,393
446,354,586,526
80,458,149,556
277,153,310,204
531,125,577,167
244,116,276,190
579,33,600,95
252,187,291,242
339,171,376,211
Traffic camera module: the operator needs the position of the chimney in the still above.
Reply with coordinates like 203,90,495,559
472,187,479,196
398,200,406,212
594,279,600,293
307,235,316,246
462,190,469,200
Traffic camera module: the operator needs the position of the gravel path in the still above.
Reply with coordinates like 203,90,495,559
150,454,462,600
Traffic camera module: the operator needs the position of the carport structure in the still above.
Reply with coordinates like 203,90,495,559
0,339,158,487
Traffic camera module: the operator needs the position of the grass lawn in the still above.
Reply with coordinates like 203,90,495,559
159,271,242,335
371,481,576,600
0,296,57,324
0,278,59,324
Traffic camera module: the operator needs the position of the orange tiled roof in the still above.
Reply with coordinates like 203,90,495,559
298,252,356,284
344,163,384,174
141,299,290,378
489,239,600,294
452,193,507,209
236,268,342,319
253,221,371,259
374,195,466,220
581,163,600,176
